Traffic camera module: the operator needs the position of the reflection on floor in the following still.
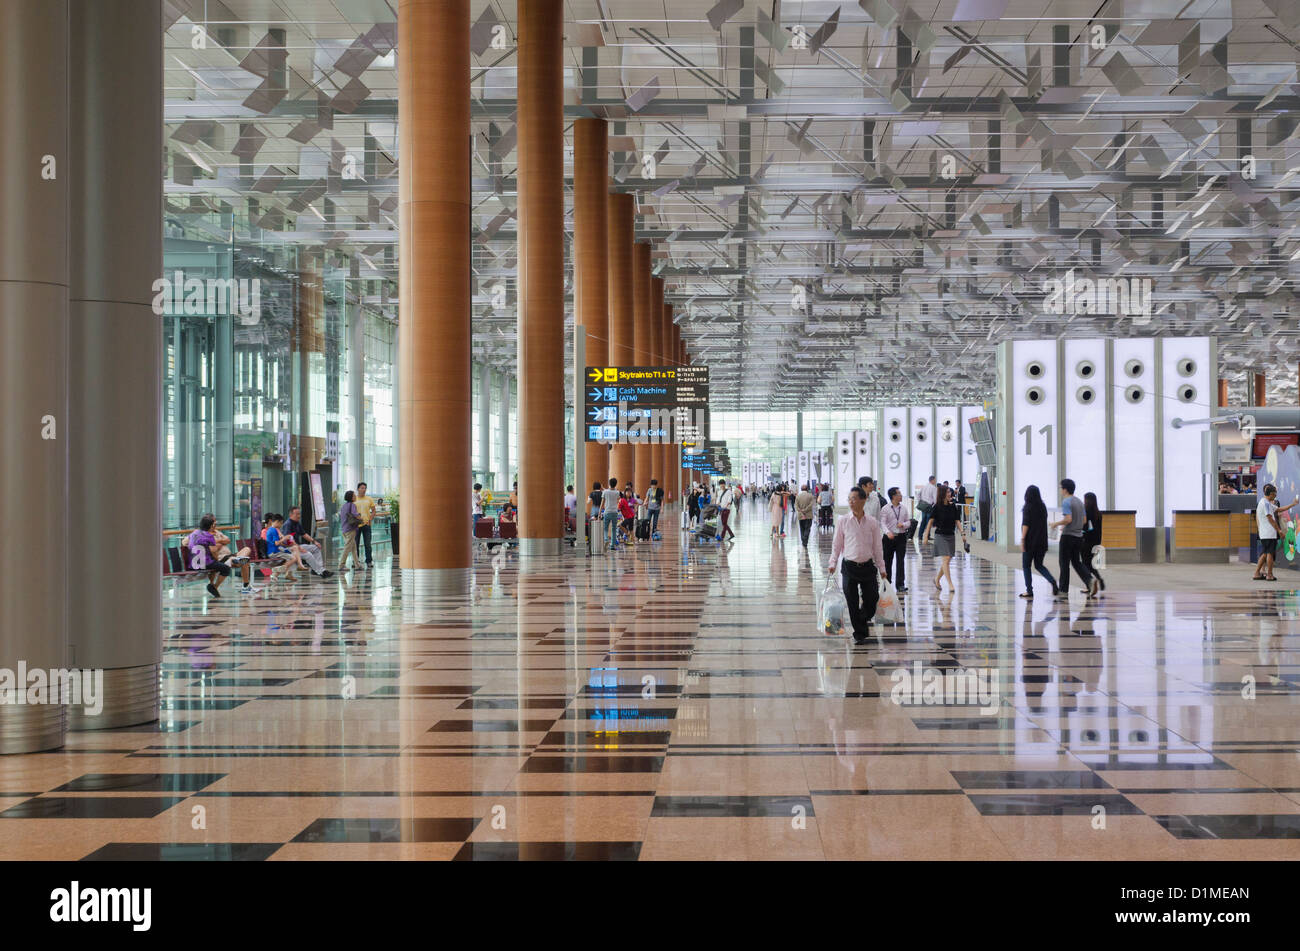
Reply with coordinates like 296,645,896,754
6,499,1300,860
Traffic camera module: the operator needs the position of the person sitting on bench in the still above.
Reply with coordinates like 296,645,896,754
283,506,332,577
187,514,253,596
264,514,301,582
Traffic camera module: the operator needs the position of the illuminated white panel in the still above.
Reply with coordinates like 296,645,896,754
853,430,873,486
961,405,983,487
880,408,909,498
1112,337,1158,527
1161,336,1212,524
797,450,809,488
935,406,960,485
834,431,853,506
1010,339,1060,515
1062,338,1108,505
909,406,934,494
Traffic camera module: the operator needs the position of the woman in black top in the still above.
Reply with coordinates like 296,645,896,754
687,486,701,528
1082,492,1105,597
1019,484,1058,598
923,484,966,592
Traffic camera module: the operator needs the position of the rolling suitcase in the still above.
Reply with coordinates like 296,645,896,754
699,519,719,539
588,517,605,555
636,518,651,540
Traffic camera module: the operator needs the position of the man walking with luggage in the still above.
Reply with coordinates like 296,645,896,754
829,486,887,644
915,475,937,544
717,480,736,542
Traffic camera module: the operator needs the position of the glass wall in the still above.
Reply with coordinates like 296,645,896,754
707,410,877,478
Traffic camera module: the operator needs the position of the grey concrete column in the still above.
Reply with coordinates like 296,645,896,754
477,365,491,479
67,0,162,731
0,0,70,753
347,258,365,489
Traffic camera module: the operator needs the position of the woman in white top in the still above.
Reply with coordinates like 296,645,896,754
769,484,786,537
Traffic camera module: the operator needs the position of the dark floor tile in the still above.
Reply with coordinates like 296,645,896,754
1153,814,1300,839
292,817,480,843
159,699,247,711
192,677,298,687
520,755,664,773
457,698,570,710
453,841,642,861
81,842,283,861
966,793,1143,816
2,797,186,819
428,719,557,733
651,795,813,817
52,772,225,793
369,685,480,696
950,770,1112,790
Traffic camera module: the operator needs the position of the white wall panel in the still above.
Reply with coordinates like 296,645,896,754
1112,337,1158,526
880,408,909,498
1010,339,1061,516
1161,336,1212,523
1063,337,1108,505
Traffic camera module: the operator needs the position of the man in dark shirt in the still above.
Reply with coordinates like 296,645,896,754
284,506,331,577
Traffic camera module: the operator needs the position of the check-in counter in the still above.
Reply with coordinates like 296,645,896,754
1170,510,1251,563
1098,510,1139,563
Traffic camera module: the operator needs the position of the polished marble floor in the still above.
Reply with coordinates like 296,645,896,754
6,499,1300,860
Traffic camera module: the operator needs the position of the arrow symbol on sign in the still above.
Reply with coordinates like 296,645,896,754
589,408,603,420
588,368,603,381
588,388,602,401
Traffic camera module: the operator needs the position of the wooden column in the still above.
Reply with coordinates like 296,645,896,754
574,118,609,493
649,274,664,493
1217,378,1228,408
662,301,673,501
516,0,565,552
607,193,635,489
632,241,652,495
1255,372,1267,406
398,0,470,582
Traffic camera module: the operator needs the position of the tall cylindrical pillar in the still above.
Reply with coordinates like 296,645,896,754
516,0,565,554
347,256,365,489
632,242,652,495
67,0,162,730
0,0,69,753
662,302,674,501
1217,378,1228,408
649,275,664,492
574,118,609,492
607,193,635,490
398,0,471,589
1255,372,1267,406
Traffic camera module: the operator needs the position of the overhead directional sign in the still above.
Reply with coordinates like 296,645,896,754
584,365,710,444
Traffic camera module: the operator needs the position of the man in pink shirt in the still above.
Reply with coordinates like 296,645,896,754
828,485,888,644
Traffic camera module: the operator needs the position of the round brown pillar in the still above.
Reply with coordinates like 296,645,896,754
607,193,635,489
575,118,609,493
665,301,676,501
1255,372,1267,407
632,242,652,495
1217,378,1228,408
516,0,565,553
398,0,471,587
649,275,664,491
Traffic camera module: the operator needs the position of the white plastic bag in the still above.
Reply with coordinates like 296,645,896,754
818,577,848,637
876,579,901,625
1091,545,1107,570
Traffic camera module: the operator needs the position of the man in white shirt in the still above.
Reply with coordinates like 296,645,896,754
717,479,736,542
1254,482,1297,581
828,485,888,644
857,475,885,520
879,487,912,593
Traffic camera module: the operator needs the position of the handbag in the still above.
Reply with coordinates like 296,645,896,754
1092,545,1107,570
818,577,848,637
876,579,901,625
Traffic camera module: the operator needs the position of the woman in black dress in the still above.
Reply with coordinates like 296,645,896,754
1019,484,1058,599
923,484,966,592
1082,491,1105,597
